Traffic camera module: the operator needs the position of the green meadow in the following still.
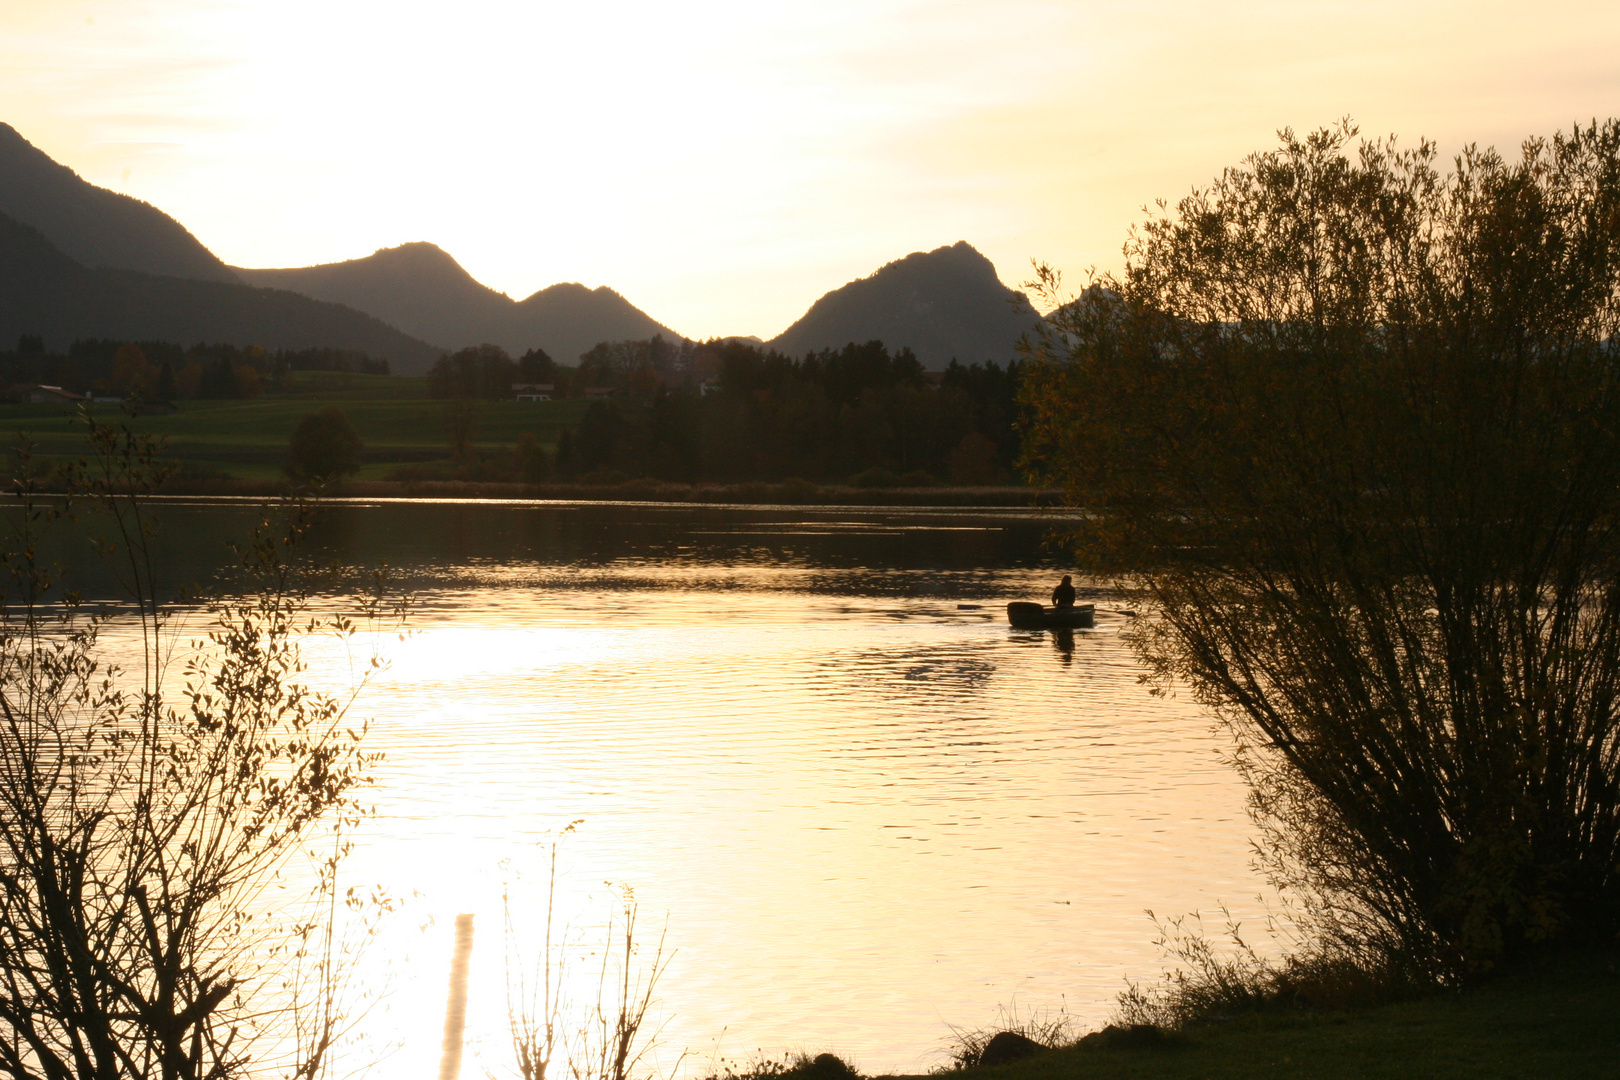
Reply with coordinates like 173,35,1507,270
0,373,588,480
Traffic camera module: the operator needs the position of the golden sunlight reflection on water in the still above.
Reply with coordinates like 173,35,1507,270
273,567,1270,1078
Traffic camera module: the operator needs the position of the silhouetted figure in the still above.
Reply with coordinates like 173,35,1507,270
1051,575,1076,609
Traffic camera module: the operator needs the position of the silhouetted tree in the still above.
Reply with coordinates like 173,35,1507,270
156,359,176,400
518,347,557,383
286,404,364,482
554,429,578,479
512,432,550,483
444,397,478,460
428,345,517,399
109,344,151,397
0,418,389,1080
1022,120,1620,976
199,356,238,399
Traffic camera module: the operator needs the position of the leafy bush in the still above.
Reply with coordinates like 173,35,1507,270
0,417,400,1080
1022,119,1620,976
287,403,363,482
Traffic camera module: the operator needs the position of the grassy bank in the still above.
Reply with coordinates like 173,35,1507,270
871,951,1618,1080
0,395,1043,500
0,393,592,478
148,475,1058,507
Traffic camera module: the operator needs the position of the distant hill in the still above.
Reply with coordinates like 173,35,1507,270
0,211,441,369
0,123,240,284
231,243,511,351
768,241,1040,368
233,243,680,360
509,281,680,363
0,124,1039,371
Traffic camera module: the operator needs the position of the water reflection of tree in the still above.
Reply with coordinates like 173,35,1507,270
1022,120,1620,978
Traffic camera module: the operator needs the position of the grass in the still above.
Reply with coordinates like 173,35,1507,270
0,394,591,474
876,950,1619,1080
0,397,1054,504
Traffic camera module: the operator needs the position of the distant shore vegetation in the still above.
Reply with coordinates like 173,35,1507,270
0,333,1029,494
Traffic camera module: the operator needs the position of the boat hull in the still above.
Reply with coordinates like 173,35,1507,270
1006,601,1095,629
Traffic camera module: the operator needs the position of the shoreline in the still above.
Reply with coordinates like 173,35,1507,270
144,477,1068,507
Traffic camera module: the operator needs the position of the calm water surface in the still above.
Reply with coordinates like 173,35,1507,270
86,501,1266,1076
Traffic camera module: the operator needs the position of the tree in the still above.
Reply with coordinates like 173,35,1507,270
0,417,395,1080
287,405,364,483
512,432,550,484
1021,120,1620,976
110,344,152,397
198,357,238,399
427,346,517,400
156,360,176,401
443,398,478,462
517,348,556,384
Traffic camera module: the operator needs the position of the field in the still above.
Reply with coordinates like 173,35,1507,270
0,373,590,480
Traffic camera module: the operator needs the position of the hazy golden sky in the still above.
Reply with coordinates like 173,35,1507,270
4,0,1617,339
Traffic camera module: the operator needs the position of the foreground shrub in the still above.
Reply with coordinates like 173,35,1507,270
939,1004,1074,1070
0,418,399,1080
698,1052,859,1080
1114,909,1417,1030
1022,119,1620,976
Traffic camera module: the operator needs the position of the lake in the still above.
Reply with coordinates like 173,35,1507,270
64,499,1267,1077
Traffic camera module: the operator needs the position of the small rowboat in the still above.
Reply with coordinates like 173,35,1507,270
1006,601,1095,629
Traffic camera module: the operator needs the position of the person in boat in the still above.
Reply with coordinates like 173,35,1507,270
1051,575,1076,609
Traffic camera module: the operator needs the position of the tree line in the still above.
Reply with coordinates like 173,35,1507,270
0,336,389,400
560,340,1020,485
419,337,1024,486
422,336,694,400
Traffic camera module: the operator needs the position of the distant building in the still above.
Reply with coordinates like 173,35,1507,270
512,383,555,402
15,384,86,405
580,386,617,399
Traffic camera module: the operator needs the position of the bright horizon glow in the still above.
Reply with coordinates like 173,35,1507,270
4,0,1619,340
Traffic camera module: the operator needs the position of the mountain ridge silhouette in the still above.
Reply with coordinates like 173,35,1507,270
0,209,442,368
768,241,1040,368
0,123,241,284
2,123,1040,372
232,244,681,361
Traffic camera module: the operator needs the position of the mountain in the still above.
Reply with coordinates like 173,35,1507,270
232,243,680,360
0,211,441,369
0,125,1039,370
231,243,512,350
0,123,240,284
508,281,680,362
1,127,677,365
768,241,1041,368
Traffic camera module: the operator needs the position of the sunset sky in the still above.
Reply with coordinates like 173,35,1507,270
4,0,1618,340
